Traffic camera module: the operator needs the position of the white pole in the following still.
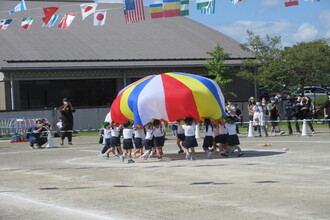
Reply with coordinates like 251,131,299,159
10,74,15,110
195,124,201,139
47,130,54,148
301,119,309,137
248,121,254,138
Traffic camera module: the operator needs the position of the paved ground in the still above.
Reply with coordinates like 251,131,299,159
0,129,330,220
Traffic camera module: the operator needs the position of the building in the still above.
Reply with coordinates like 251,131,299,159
0,0,254,112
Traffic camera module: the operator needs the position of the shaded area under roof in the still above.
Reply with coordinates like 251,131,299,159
0,1,252,70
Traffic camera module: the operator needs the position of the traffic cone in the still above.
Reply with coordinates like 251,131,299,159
47,130,54,148
301,119,309,137
248,121,254,138
195,124,201,139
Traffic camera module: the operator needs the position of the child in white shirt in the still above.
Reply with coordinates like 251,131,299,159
182,117,198,160
121,121,135,164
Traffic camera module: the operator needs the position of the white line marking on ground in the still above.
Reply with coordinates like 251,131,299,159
0,192,117,220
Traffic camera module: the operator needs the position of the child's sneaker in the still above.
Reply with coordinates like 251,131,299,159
190,156,196,161
103,154,109,159
128,158,135,164
185,153,191,160
238,152,244,157
120,155,126,162
221,152,229,158
178,150,184,154
114,154,119,158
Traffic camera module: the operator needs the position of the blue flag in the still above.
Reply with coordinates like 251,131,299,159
125,0,136,10
9,0,26,15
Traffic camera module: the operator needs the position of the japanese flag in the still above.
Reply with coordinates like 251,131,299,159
81,3,97,20
94,10,106,26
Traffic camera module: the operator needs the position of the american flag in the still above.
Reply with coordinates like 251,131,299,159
124,0,145,24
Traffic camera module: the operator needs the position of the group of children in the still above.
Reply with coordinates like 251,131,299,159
100,116,243,164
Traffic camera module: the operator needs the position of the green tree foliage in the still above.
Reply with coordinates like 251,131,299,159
204,45,233,95
238,30,330,94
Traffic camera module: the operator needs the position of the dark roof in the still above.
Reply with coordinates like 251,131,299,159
0,1,252,70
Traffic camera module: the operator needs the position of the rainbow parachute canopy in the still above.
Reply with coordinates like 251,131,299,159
110,72,226,126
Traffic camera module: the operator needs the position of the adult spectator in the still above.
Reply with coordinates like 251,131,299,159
28,120,48,149
252,99,268,137
268,97,285,135
285,95,301,135
323,95,330,130
247,97,256,122
59,98,75,145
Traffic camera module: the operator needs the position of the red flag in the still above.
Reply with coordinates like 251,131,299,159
42,7,59,25
285,0,299,7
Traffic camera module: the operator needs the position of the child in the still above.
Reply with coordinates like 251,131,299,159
225,116,243,157
176,119,185,154
100,122,112,159
133,125,144,157
153,119,165,160
182,117,198,160
218,119,229,157
212,122,221,152
201,118,213,159
141,122,154,160
104,121,123,158
121,121,135,164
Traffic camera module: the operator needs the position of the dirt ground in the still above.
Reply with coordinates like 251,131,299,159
0,129,330,220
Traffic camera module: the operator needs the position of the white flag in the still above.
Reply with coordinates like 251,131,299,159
94,10,107,26
81,3,97,20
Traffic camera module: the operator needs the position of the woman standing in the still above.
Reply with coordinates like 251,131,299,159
253,100,268,137
60,98,75,145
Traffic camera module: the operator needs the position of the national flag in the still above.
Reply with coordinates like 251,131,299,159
94,0,118,2
285,0,299,7
21,17,34,29
163,0,180,17
180,0,189,16
0,19,13,30
123,0,145,24
43,7,60,25
150,4,164,18
9,0,26,15
200,0,215,14
42,14,59,27
81,3,97,20
231,0,239,5
58,13,76,29
197,0,213,10
94,10,106,26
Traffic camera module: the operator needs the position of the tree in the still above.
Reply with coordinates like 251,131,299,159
204,45,233,95
238,30,330,94
280,39,330,92
237,30,286,92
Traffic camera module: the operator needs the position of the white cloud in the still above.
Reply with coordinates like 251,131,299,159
217,19,294,43
319,9,330,38
215,20,323,46
293,23,319,42
260,0,281,7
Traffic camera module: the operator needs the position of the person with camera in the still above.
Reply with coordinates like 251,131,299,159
28,119,48,149
59,98,75,145
285,95,301,135
297,96,315,134
323,95,330,130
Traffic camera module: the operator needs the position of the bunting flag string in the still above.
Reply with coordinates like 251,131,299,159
0,0,324,30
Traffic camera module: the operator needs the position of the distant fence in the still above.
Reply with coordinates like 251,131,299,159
0,107,110,132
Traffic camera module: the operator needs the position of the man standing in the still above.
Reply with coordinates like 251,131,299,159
60,98,75,145
285,95,300,135
323,95,330,130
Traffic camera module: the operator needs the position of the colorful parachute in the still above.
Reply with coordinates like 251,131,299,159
110,72,226,126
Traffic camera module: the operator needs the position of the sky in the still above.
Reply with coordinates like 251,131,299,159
182,0,330,46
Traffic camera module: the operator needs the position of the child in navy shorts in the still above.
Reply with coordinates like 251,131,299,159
121,121,135,164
